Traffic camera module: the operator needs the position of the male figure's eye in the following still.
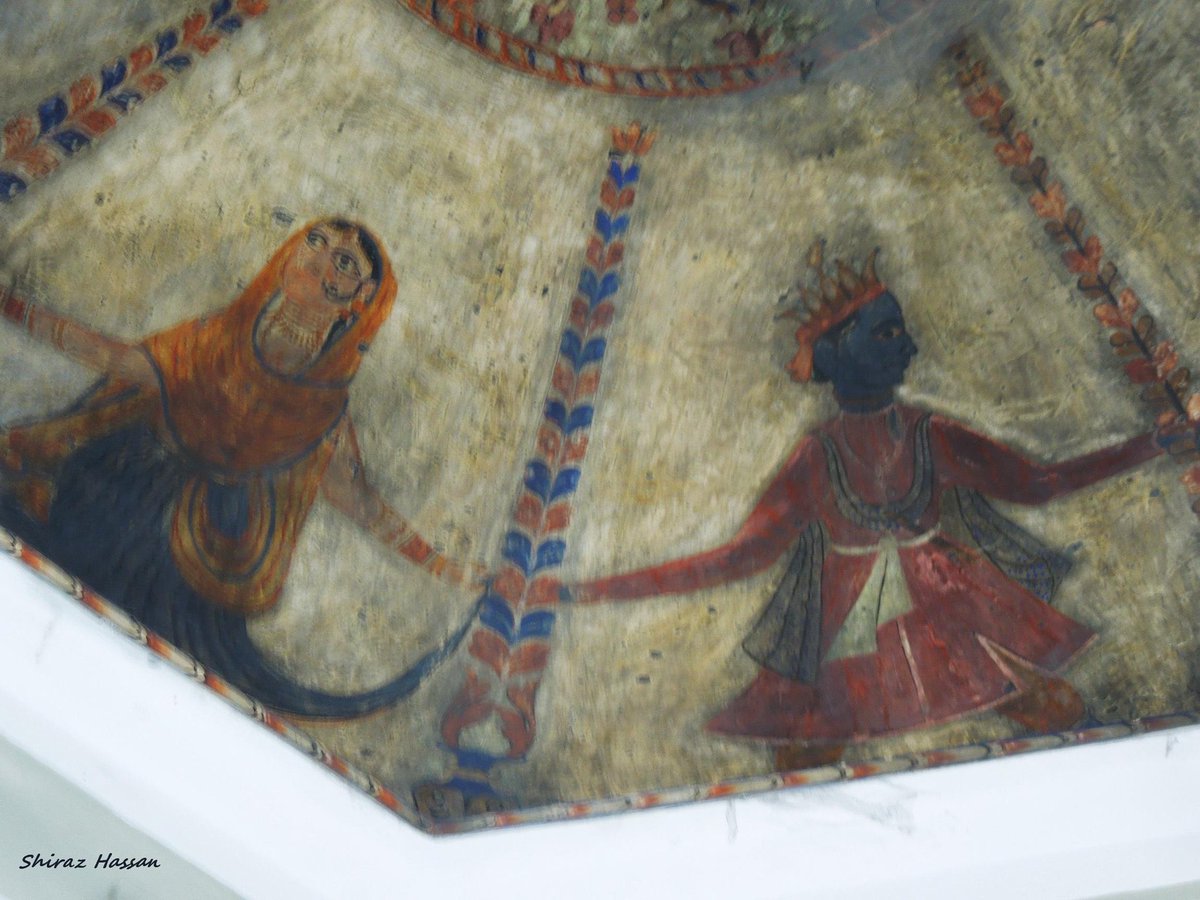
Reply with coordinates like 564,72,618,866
306,231,328,249
874,324,904,340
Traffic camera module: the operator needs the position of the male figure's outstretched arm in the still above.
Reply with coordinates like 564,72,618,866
571,438,822,603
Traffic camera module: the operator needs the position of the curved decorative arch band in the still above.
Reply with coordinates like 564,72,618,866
394,0,942,99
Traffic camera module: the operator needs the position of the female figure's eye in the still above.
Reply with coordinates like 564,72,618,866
306,231,327,249
334,253,360,276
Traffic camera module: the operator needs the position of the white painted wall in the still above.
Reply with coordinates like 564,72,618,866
1,549,1199,900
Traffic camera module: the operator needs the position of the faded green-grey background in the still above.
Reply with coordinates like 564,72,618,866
1,0,1198,809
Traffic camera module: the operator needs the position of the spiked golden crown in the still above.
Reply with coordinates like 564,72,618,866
780,240,887,383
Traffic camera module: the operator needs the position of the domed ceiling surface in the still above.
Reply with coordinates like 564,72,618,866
1,0,1199,834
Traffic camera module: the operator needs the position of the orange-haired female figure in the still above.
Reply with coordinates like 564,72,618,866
0,220,476,717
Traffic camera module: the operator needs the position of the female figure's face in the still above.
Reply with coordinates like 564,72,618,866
280,223,376,309
823,292,918,398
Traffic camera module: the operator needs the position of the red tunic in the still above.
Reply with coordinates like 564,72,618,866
575,405,1161,744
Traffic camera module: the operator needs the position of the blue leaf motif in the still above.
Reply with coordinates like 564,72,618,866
37,96,68,133
101,60,127,95
595,272,620,305
518,610,556,640
543,401,567,431
0,173,28,202
524,461,551,501
594,210,614,243
107,91,143,112
502,531,533,575
550,468,581,500
565,406,593,434
559,331,582,367
52,131,90,155
608,160,640,189
155,29,179,56
580,339,606,367
534,540,567,571
578,269,599,304
479,595,516,643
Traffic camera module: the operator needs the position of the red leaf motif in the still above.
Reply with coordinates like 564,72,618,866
500,681,540,757
576,369,601,397
527,576,561,607
129,45,154,74
469,631,509,677
589,301,615,331
994,132,1033,167
1124,358,1157,384
183,13,207,40
1181,465,1200,495
611,122,656,157
1187,394,1200,424
515,494,543,530
562,434,588,463
1155,342,1179,378
440,670,493,746
3,117,37,158
508,643,550,676
966,85,1005,120
586,237,604,269
69,77,98,113
569,297,588,330
599,181,635,210
1093,302,1128,329
543,502,571,532
15,146,59,178
493,567,526,602
536,424,562,459
139,73,169,95
190,34,221,54
1062,235,1102,274
605,242,625,269
600,179,619,210
1119,288,1140,319
1029,182,1067,220
236,0,271,15
79,109,118,135
551,360,575,396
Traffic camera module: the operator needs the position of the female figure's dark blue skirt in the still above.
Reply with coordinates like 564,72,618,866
0,424,468,717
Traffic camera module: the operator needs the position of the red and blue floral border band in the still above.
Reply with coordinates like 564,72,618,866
5,520,1197,835
436,124,656,797
0,0,269,204
394,0,942,99
949,39,1200,517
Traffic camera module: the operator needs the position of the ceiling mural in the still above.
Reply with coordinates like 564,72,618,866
2,0,1200,835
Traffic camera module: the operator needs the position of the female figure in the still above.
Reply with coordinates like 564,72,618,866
569,244,1164,767
0,219,478,717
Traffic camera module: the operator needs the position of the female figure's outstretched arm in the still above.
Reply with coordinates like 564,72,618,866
1,287,155,388
320,417,484,586
930,416,1163,504
571,438,822,604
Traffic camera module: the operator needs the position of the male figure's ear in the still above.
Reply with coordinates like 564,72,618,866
811,336,838,385
360,279,379,303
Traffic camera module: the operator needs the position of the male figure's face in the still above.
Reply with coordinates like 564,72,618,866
281,224,377,308
834,292,918,394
